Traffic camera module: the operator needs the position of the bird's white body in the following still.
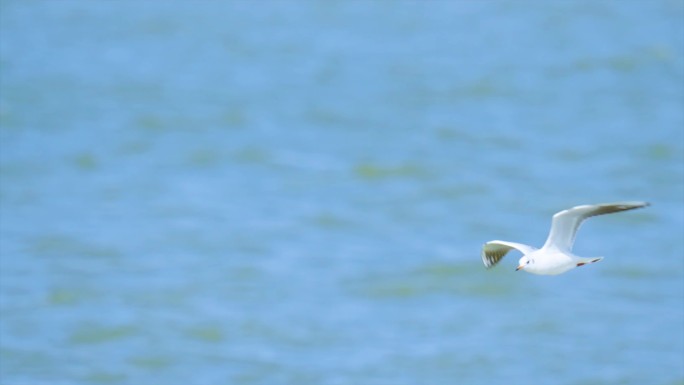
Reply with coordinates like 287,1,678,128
481,201,649,275
520,248,600,275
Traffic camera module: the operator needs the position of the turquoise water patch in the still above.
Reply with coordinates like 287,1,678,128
47,287,91,306
232,147,271,164
185,325,226,343
129,355,173,371
347,261,524,300
71,152,98,171
308,212,353,229
69,324,137,345
81,371,127,384
354,162,432,181
643,143,677,161
187,148,222,168
28,235,121,259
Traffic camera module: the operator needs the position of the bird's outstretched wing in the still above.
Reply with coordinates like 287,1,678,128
542,201,649,252
481,240,537,269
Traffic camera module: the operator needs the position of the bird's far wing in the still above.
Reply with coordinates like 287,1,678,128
481,240,537,269
542,201,649,252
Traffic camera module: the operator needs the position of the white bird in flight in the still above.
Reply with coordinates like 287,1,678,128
481,201,649,275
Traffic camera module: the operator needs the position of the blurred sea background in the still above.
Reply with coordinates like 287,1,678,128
1,1,683,385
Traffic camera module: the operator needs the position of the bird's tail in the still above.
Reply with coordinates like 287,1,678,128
576,257,603,267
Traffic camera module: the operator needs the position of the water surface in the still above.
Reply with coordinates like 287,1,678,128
1,1,683,384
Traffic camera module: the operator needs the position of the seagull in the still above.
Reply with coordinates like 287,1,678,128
481,201,649,275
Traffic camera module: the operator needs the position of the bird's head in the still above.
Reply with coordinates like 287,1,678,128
516,256,531,271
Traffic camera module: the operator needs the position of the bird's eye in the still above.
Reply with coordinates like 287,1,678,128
526,260,530,264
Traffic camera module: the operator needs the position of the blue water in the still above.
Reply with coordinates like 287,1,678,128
1,1,683,384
